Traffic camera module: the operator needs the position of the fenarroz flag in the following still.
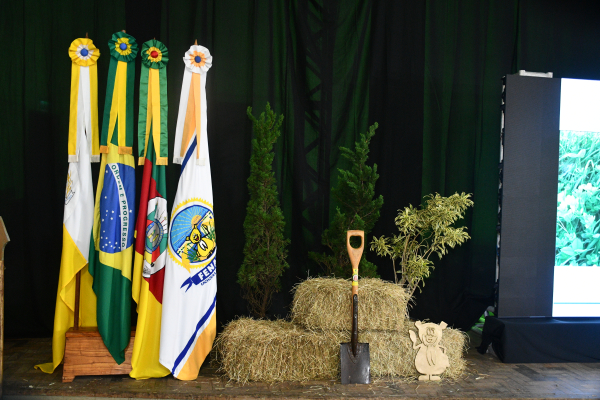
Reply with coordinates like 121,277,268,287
35,37,100,374
88,31,138,364
130,39,170,379
159,44,216,380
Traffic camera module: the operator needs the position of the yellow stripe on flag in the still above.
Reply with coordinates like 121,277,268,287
99,248,134,280
192,73,202,160
132,245,144,306
139,71,152,165
180,73,203,161
181,81,195,158
90,63,100,159
34,226,97,373
139,68,164,166
106,62,130,155
176,311,216,380
68,64,80,159
130,271,170,379
150,68,164,165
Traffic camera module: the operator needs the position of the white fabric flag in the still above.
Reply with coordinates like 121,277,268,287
159,45,217,380
36,38,100,374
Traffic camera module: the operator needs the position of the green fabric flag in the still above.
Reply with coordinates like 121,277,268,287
89,31,138,364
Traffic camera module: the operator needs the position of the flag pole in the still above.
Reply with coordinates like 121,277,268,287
73,271,81,330
72,31,89,331
1,216,10,397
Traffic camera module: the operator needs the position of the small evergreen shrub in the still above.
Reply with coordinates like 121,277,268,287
309,123,383,278
237,103,290,318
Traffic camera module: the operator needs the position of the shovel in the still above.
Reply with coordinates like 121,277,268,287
340,230,371,384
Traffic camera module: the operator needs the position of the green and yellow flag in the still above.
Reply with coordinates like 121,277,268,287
88,31,138,364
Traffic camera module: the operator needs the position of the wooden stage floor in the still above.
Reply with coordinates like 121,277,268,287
3,332,600,399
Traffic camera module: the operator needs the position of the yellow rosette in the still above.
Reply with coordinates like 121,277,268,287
67,38,100,162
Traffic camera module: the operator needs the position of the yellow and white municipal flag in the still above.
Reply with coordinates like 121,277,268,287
159,44,216,380
35,38,100,373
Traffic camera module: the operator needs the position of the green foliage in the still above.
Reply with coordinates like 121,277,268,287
556,130,600,266
309,123,384,278
237,103,290,319
371,193,473,299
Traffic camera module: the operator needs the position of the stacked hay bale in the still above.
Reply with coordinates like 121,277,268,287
290,278,409,331
215,319,344,383
215,278,468,383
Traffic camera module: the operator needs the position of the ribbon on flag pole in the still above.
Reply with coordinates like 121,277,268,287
99,31,137,155
160,44,216,380
130,39,170,380
172,45,213,166
138,39,169,166
35,38,100,373
89,31,138,364
67,38,100,163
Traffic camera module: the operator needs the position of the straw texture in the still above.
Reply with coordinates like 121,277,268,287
291,277,410,331
215,317,467,383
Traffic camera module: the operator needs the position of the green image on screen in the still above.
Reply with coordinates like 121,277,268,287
556,130,600,267
553,78,600,317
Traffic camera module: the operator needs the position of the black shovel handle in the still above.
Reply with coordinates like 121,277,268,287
351,294,358,356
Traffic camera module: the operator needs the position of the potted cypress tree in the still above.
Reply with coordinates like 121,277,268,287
237,103,290,319
310,123,383,278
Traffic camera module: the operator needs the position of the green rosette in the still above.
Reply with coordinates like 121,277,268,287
138,39,169,165
100,31,138,154
141,39,168,69
109,31,139,62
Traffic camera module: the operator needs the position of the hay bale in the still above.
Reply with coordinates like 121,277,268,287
365,322,468,380
214,318,344,383
291,277,410,331
215,318,467,383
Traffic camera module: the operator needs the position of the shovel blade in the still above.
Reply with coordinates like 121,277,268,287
340,342,370,384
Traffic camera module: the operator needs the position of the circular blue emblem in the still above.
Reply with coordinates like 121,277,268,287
146,219,165,253
194,55,202,63
169,202,216,268
80,48,89,57
120,43,128,51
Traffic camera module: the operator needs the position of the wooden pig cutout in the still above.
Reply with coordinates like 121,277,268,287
409,321,450,381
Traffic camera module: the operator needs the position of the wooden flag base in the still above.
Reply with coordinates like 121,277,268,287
63,327,134,382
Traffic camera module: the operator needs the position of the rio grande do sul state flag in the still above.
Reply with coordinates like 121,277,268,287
35,37,100,374
159,44,216,380
130,39,170,380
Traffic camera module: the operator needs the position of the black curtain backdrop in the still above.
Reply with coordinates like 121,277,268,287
2,0,600,338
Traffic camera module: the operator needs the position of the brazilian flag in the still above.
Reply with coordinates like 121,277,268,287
88,31,138,364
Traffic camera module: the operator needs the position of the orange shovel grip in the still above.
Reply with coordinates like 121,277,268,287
347,230,364,296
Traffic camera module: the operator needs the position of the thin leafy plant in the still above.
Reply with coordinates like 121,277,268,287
371,193,473,299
